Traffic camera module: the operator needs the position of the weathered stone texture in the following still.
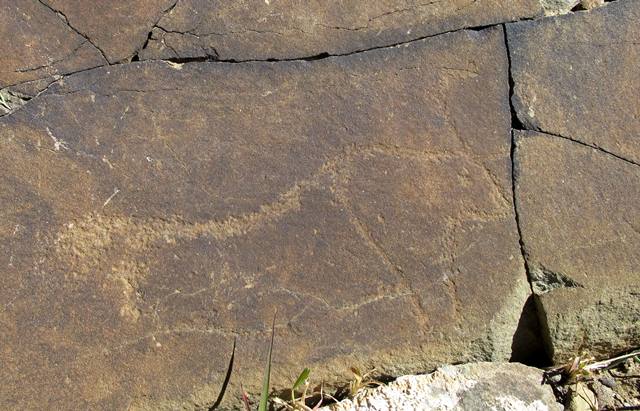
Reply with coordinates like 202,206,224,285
326,362,562,411
514,130,640,363
1,0,544,93
42,0,177,63
539,0,605,16
508,0,640,164
0,0,105,88
0,27,528,409
0,0,178,94
139,0,542,61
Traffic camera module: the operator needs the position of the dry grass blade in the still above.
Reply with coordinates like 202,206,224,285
348,367,383,398
583,349,640,373
209,338,237,410
259,312,277,411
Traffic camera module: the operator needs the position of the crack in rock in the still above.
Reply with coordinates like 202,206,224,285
36,0,110,64
529,266,584,294
530,129,640,168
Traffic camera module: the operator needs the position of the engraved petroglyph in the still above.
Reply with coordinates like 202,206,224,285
53,142,508,321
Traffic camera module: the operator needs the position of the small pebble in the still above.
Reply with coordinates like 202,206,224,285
599,375,616,388
548,374,562,384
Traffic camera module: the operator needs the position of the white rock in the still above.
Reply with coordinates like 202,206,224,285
323,362,563,411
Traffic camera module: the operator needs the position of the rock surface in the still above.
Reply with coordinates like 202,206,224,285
139,0,542,61
0,0,106,88
325,362,562,411
0,27,529,410
2,1,640,409
538,0,578,15
538,0,604,16
507,0,640,165
42,0,177,63
1,0,544,93
514,130,640,362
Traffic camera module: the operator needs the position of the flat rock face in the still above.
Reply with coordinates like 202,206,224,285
0,0,105,89
0,0,175,93
42,0,177,63
1,0,543,91
139,0,542,61
507,0,640,165
514,130,640,362
0,27,529,409
326,362,562,411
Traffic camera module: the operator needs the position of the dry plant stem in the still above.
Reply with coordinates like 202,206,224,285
545,349,640,376
610,372,640,379
584,349,640,372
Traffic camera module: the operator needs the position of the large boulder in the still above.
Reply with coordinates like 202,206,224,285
0,27,529,409
326,362,562,411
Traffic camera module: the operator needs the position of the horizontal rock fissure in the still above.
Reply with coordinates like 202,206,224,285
1,22,505,118
136,22,500,64
6,16,542,93
517,128,640,168
134,1,615,64
2,5,608,95
130,0,181,63
4,2,619,99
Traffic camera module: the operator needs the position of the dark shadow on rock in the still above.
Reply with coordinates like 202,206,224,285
510,294,552,367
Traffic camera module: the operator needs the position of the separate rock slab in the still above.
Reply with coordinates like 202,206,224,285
0,27,527,409
2,0,544,94
514,130,640,363
507,0,640,165
325,362,562,411
140,0,542,61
